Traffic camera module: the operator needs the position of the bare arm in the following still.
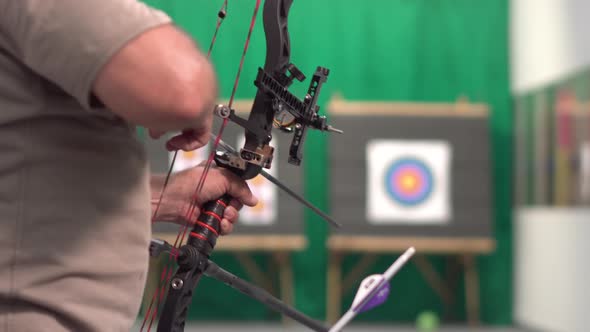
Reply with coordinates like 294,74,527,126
93,24,218,132
0,0,216,133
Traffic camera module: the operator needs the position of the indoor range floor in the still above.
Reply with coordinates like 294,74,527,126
131,322,539,332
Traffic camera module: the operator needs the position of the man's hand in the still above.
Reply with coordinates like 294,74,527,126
149,122,211,151
151,164,258,235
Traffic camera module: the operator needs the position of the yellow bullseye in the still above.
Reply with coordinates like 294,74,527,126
400,174,418,191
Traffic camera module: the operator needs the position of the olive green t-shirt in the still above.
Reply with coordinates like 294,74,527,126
0,1,171,331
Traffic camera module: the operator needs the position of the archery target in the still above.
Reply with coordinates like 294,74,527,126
237,137,278,225
384,158,434,206
366,140,452,224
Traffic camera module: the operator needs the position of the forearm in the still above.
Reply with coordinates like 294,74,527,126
94,24,218,131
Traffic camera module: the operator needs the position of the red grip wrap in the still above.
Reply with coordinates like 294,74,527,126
189,232,208,242
196,221,219,236
203,211,222,223
187,194,232,254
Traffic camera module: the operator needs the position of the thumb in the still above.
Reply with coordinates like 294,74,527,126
220,169,258,207
166,129,208,151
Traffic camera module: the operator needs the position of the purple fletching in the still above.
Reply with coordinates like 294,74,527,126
358,283,390,313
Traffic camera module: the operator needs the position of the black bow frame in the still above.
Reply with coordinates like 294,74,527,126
149,1,339,331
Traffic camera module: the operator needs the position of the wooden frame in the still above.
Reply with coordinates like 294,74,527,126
325,95,495,325
327,93,488,117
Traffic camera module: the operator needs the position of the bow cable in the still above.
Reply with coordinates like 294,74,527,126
174,0,260,263
141,1,262,330
141,1,228,330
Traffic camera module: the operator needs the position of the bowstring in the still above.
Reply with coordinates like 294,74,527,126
142,0,262,330
173,0,261,260
141,1,228,331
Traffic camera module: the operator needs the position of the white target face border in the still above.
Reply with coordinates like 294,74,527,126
365,139,452,225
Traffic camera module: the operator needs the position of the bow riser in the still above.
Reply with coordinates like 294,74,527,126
233,0,294,179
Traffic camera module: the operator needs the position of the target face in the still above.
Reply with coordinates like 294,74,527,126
385,158,434,206
366,139,452,224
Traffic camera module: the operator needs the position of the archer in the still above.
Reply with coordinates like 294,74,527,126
0,1,256,331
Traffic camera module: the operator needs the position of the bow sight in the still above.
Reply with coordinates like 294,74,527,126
209,0,340,181
214,64,341,177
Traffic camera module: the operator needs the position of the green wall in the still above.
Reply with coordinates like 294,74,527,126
143,0,512,324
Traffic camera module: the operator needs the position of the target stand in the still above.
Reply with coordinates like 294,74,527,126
325,95,495,325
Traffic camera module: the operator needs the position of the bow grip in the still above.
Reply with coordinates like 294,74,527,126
187,194,232,256
156,196,231,332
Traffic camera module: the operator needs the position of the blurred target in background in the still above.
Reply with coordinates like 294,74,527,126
384,157,434,206
366,139,452,224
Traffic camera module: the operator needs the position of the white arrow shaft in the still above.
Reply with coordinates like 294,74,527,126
384,247,416,280
328,310,356,332
328,247,416,332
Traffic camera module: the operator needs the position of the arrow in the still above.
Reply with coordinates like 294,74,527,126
211,133,342,228
328,247,416,332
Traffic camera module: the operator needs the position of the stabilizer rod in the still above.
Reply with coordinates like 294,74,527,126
205,260,329,332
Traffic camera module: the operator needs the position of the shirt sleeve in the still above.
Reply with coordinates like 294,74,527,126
0,0,171,109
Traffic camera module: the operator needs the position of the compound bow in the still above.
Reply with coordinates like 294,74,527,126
144,1,342,331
